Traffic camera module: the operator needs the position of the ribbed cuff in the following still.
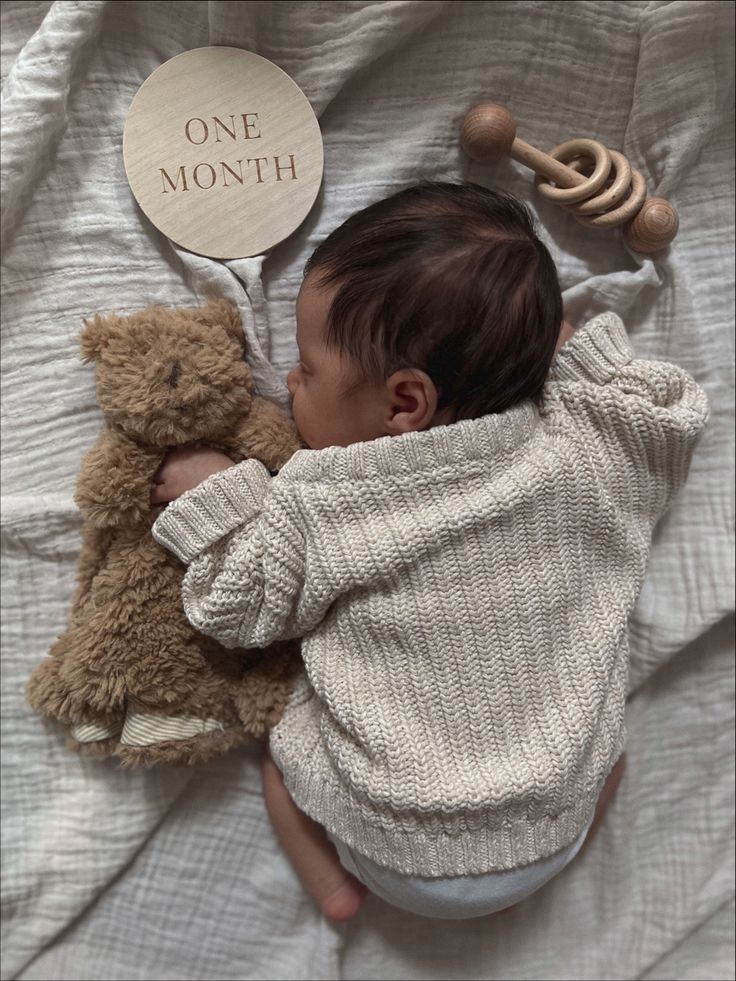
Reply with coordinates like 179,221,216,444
549,312,633,385
152,459,271,564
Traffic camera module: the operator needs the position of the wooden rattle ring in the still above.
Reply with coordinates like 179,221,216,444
534,139,611,205
572,169,647,229
563,151,632,215
538,145,648,228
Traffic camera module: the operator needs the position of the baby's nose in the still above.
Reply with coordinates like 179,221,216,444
286,367,298,396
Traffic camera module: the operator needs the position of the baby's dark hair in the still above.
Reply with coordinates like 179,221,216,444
303,180,563,420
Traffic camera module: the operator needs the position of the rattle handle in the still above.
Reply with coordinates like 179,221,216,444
510,138,587,189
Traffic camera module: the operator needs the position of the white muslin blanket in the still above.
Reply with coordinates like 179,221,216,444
1,2,734,979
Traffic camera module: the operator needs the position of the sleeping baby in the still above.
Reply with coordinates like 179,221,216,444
150,180,708,920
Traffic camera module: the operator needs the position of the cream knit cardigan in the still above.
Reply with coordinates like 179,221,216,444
152,313,709,876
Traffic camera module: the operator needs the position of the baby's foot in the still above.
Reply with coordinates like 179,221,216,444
261,747,369,921
319,874,370,922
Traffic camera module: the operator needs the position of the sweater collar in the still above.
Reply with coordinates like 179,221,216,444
279,399,540,483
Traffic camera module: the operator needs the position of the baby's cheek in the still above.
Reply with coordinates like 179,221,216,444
290,392,311,445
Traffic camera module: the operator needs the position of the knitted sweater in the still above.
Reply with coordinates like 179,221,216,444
152,313,708,876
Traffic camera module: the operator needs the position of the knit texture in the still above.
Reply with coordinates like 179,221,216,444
152,313,709,876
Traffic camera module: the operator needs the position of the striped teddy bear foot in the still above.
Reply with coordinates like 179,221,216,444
113,698,250,768
67,715,124,759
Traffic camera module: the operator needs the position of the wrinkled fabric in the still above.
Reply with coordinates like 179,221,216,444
1,1,733,979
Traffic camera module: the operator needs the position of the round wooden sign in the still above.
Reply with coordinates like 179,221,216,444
123,46,324,259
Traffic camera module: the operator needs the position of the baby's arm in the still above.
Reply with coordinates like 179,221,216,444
548,313,709,525
150,445,234,505
152,460,329,650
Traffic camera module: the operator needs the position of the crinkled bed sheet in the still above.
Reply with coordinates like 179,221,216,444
1,2,734,979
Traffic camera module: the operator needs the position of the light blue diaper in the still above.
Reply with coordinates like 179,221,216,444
328,814,594,919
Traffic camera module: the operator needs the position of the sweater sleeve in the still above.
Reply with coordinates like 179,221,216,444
547,313,710,526
151,460,328,649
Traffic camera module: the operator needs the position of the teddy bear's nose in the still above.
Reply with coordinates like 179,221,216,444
166,361,181,389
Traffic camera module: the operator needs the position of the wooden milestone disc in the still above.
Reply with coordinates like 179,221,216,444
123,46,324,259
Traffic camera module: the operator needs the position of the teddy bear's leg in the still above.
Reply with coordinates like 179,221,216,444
115,634,252,768
26,636,125,758
66,719,124,758
115,693,249,768
26,521,130,759
115,697,249,767
233,641,303,738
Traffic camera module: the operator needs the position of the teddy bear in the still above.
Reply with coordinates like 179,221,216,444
26,299,303,766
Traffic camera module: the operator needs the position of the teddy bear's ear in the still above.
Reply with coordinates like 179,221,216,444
191,299,246,351
78,313,116,362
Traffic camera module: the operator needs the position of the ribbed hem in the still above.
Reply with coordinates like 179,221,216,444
271,736,608,877
278,399,540,484
151,460,270,563
549,312,633,385
270,678,625,876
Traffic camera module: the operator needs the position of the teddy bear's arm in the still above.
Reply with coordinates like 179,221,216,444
74,429,162,529
228,396,301,472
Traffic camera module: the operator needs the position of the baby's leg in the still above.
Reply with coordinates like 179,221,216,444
580,753,626,851
261,746,369,921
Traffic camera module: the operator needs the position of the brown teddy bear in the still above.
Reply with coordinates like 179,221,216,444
26,299,303,766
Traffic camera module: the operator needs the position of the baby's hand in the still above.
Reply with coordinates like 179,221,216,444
151,445,235,504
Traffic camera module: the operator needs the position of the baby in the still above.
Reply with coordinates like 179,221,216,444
151,181,708,921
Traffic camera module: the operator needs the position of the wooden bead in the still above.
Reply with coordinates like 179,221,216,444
460,103,516,162
622,197,679,254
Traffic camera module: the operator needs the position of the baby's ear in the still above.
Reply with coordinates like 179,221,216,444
192,298,246,351
78,313,117,362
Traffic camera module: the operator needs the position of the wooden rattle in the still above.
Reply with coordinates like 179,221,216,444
459,103,678,254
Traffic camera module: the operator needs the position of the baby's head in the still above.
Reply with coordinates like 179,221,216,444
287,180,562,450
